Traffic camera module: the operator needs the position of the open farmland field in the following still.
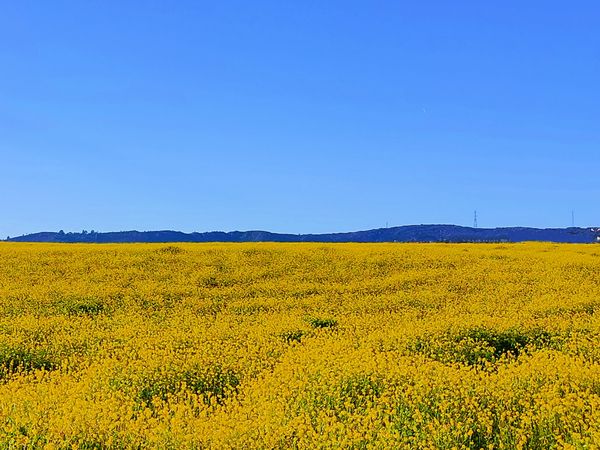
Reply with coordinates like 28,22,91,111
1,243,600,449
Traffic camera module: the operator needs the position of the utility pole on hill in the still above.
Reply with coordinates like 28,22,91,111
473,210,478,228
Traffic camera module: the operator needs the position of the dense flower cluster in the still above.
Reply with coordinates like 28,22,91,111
0,242,599,448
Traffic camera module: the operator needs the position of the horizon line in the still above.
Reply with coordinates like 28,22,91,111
6,223,600,238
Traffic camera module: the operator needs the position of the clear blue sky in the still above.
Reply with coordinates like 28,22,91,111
1,1,599,237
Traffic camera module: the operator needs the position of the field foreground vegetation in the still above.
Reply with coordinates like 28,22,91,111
1,242,600,449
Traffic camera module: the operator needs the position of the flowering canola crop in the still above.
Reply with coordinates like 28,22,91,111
1,242,600,449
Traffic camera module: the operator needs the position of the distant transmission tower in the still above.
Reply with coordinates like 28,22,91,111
572,210,575,228
473,210,478,228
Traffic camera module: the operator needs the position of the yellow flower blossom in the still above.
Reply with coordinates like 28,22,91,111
0,242,599,448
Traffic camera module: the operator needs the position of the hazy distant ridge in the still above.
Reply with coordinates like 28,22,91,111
6,225,600,243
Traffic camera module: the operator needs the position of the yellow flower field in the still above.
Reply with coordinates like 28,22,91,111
1,242,600,449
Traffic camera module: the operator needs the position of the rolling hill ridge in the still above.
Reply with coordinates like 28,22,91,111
6,225,600,243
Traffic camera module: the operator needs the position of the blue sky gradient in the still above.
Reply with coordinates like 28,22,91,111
1,1,599,237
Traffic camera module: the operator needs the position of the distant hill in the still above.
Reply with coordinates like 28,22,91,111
5,225,600,243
